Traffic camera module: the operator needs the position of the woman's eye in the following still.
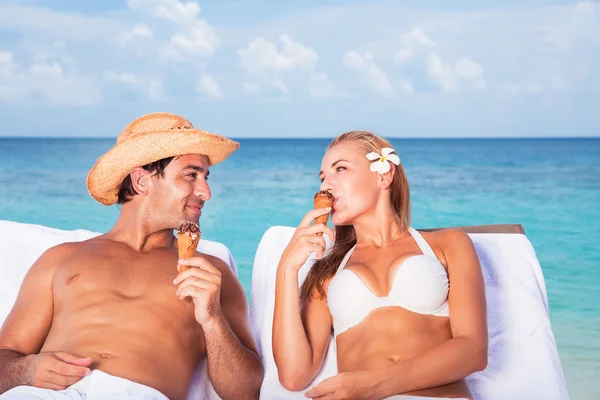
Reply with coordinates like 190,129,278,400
336,166,346,172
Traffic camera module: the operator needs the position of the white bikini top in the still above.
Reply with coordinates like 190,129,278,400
327,227,449,338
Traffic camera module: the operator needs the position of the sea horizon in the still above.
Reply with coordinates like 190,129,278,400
1,136,599,140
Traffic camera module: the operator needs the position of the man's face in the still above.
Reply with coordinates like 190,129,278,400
147,154,211,228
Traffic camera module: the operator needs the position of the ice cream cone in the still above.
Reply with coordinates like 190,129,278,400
313,190,334,236
177,222,201,272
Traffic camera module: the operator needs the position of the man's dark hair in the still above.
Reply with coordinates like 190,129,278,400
117,157,175,204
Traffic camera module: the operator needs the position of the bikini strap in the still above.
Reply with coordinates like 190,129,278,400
408,227,436,258
335,244,356,275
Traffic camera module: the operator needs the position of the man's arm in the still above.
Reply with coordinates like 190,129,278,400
176,255,263,400
0,350,31,392
0,244,92,393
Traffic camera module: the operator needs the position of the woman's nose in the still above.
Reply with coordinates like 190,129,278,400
320,178,333,193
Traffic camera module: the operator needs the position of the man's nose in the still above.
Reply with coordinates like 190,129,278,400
196,179,211,201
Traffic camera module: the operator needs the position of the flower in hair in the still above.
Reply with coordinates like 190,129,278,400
366,147,400,174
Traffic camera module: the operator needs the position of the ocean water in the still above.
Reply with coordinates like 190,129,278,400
0,137,598,399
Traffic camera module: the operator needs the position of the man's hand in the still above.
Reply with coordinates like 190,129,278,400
175,257,223,326
304,371,382,400
26,352,92,390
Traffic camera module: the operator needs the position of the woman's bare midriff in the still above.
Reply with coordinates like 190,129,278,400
335,307,473,399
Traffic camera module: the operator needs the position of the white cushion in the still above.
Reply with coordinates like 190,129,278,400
249,226,570,400
0,220,238,400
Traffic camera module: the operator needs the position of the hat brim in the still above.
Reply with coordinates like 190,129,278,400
87,128,239,205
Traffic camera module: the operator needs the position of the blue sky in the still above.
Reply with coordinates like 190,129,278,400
0,0,598,138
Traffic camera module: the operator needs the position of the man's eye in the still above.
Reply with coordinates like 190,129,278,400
187,173,197,179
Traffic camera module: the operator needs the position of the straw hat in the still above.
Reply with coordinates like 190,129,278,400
87,112,240,205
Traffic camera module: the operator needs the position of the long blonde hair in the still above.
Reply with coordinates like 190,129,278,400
299,131,411,305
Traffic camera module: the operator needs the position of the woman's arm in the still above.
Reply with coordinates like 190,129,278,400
306,229,488,399
273,272,333,391
273,208,335,391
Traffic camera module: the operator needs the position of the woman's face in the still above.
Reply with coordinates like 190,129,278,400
319,140,379,226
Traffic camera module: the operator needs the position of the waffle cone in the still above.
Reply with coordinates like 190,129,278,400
177,232,200,272
313,193,333,237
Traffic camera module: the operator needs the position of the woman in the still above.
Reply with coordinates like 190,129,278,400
273,131,488,400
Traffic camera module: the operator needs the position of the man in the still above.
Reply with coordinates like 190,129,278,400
0,112,263,400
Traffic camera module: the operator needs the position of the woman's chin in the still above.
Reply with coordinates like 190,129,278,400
331,213,349,226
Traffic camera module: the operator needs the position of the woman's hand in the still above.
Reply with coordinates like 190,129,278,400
304,371,382,400
278,207,335,273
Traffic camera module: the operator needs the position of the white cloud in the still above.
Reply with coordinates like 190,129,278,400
196,75,222,99
575,1,596,14
400,26,435,48
238,36,318,75
309,72,336,98
399,81,414,93
147,80,164,100
169,22,218,56
127,0,218,59
243,81,260,94
455,57,485,87
537,1,600,50
30,62,63,78
394,49,412,65
500,74,569,93
0,52,17,77
104,71,141,85
455,57,483,79
343,51,394,96
527,84,543,93
0,4,121,41
117,24,153,45
427,53,485,91
238,35,318,96
127,0,202,22
0,60,101,106
103,71,166,100
394,27,435,65
427,53,457,91
272,78,289,95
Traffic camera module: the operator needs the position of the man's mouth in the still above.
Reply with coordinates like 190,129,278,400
187,204,203,215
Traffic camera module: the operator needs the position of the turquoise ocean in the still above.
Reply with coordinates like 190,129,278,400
0,138,598,399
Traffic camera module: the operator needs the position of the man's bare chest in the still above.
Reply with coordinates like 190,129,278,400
52,246,182,303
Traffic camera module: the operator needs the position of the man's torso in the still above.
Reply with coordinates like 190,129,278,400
41,237,204,400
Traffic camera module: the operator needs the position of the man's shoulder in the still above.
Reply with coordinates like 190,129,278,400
41,240,83,258
34,237,105,267
47,236,107,254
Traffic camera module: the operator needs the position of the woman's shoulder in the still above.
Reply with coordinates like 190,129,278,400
418,228,474,267
420,227,471,244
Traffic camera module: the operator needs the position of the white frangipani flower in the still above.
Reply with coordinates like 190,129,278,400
366,147,400,174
